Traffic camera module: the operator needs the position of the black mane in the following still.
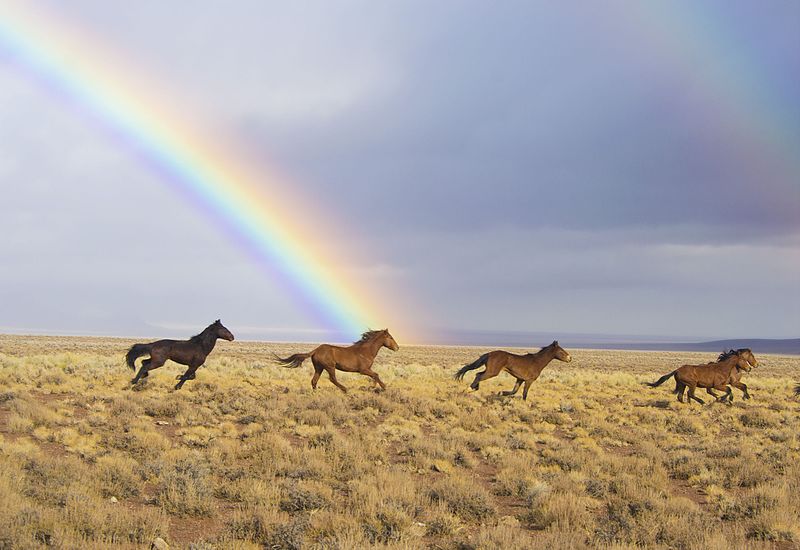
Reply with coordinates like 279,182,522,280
718,348,750,362
189,322,218,344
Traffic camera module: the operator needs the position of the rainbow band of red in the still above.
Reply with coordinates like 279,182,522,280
0,2,379,339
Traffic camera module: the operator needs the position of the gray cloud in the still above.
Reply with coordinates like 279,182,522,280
0,1,797,340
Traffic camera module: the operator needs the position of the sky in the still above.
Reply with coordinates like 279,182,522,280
0,1,798,344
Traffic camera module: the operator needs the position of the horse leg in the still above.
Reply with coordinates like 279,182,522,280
311,366,323,390
470,371,484,390
131,366,146,384
732,381,750,399
501,378,523,397
522,379,534,401
363,369,386,391
706,384,733,404
721,385,734,403
175,364,200,390
676,382,686,403
132,358,157,384
706,388,721,400
688,385,704,405
326,367,348,393
471,369,499,391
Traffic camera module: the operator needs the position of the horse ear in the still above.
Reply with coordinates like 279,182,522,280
215,319,221,324
553,340,559,346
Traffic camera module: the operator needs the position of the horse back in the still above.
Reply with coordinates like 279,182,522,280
490,351,540,378
313,344,355,368
150,339,179,348
151,339,204,366
676,362,730,388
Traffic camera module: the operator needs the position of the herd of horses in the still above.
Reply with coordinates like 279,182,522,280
125,320,795,402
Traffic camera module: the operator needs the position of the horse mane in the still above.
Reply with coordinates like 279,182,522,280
534,341,557,354
355,329,385,344
189,323,217,344
717,348,750,362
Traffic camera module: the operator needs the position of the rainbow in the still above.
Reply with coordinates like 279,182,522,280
616,3,799,204
0,2,399,341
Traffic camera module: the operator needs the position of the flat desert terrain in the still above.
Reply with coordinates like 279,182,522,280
0,335,798,549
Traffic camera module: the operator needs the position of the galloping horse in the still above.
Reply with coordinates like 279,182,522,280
274,329,399,392
646,349,755,404
126,320,234,390
454,341,573,400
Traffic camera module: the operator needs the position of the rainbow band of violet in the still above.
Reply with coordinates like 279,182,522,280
0,1,380,340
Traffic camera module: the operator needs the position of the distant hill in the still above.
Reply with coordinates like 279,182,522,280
574,338,800,355
427,329,800,355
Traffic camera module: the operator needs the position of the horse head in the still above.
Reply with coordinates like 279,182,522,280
734,350,753,372
212,319,235,341
738,348,758,369
381,329,399,352
551,340,572,363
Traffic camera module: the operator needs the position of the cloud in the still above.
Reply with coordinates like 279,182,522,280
0,1,797,339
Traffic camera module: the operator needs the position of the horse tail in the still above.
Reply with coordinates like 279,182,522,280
274,351,313,369
645,370,678,388
125,343,152,371
454,354,489,381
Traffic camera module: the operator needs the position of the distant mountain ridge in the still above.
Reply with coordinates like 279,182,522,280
428,329,800,355
578,338,800,355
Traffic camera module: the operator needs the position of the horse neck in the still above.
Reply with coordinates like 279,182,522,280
719,356,740,375
357,336,384,359
198,329,218,354
530,346,556,369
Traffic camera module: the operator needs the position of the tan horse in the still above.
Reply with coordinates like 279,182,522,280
646,349,755,404
454,341,572,400
274,329,399,392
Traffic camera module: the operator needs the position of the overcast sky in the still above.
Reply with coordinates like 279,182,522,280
0,1,798,343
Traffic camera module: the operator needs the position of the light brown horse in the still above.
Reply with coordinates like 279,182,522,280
274,329,399,392
454,341,572,400
719,349,759,400
646,349,755,404
127,320,235,390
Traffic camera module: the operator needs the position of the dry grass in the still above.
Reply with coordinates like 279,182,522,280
0,334,798,549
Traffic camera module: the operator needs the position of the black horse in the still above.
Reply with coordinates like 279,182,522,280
126,320,234,389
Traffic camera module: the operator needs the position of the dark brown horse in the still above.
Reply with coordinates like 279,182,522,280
719,349,759,399
454,341,573,400
646,349,755,404
126,320,234,390
274,329,398,392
